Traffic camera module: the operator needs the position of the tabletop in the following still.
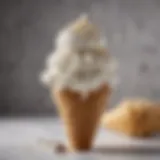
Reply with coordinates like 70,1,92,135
0,117,160,160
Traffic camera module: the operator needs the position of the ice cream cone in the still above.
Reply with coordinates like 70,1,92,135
40,14,118,151
51,84,111,151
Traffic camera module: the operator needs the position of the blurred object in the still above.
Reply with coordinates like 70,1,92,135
38,138,67,153
54,142,67,153
101,99,160,137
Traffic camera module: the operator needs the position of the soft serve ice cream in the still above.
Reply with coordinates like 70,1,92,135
40,14,118,151
40,14,118,94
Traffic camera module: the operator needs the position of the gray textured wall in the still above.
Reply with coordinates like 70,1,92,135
1,0,160,116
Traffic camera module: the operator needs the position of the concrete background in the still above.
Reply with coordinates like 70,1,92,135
1,0,160,116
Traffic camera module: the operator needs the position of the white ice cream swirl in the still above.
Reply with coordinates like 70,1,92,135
40,15,118,93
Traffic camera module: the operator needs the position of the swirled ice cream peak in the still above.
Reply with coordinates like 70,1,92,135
40,14,118,93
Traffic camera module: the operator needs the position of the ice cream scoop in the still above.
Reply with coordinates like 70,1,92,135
40,14,117,94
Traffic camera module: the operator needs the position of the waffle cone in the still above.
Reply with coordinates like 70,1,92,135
51,84,111,151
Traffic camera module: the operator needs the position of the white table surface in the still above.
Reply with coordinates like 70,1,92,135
0,117,160,160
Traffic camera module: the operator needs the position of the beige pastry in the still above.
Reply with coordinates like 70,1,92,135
101,99,160,137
